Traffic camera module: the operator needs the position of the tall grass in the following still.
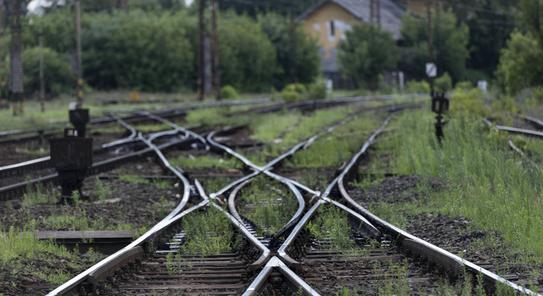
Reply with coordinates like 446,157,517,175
250,112,300,143
386,110,543,261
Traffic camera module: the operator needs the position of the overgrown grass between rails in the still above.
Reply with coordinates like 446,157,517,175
383,110,543,262
306,205,355,251
287,115,380,168
170,154,242,170
180,206,234,256
238,176,297,236
186,107,249,127
250,111,301,143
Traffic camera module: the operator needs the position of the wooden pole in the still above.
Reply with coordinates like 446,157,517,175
211,0,221,100
197,0,207,101
9,0,24,116
39,34,45,112
74,0,83,107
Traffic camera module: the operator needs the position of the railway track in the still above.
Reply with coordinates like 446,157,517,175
40,102,538,296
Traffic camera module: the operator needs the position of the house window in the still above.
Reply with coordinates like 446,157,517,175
329,20,335,37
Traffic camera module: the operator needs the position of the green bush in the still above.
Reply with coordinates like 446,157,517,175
455,81,473,91
220,85,239,99
306,80,327,100
434,73,452,92
450,87,488,116
281,83,306,102
405,80,430,94
22,47,73,97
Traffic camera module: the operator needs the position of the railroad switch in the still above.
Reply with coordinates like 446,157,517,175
50,128,93,204
431,92,449,143
69,103,90,138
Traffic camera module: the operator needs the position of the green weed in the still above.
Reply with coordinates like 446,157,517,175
171,154,242,170
238,176,296,236
22,183,58,207
288,115,379,168
250,112,300,143
180,207,233,256
119,174,150,185
94,177,111,201
306,205,355,250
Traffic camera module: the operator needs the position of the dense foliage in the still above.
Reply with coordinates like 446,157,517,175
399,9,469,83
5,8,321,95
258,13,320,89
497,32,543,94
338,25,398,90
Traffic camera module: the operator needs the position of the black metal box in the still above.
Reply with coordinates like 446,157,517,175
50,137,93,171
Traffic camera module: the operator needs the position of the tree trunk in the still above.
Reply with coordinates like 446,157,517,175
39,34,45,112
9,0,23,116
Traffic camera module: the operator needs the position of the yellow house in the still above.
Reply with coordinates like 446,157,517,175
297,0,405,80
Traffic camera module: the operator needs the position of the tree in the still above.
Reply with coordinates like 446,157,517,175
338,24,398,90
258,13,320,89
219,0,320,18
497,32,543,94
399,9,469,83
441,0,517,77
219,14,277,91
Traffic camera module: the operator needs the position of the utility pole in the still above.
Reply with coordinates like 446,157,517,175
426,0,433,93
39,32,45,112
197,0,207,101
211,0,221,100
74,0,83,107
9,0,24,116
370,0,381,27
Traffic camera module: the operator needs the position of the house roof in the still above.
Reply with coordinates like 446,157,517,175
296,0,405,39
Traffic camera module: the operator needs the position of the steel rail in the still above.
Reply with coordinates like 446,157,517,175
485,118,543,138
522,115,543,130
243,256,321,296
337,180,540,296
0,113,142,178
48,121,198,296
275,119,391,266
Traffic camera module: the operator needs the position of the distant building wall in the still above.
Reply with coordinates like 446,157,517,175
301,2,362,74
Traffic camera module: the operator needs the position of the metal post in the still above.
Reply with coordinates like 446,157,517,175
197,0,207,101
211,0,221,100
370,0,381,27
74,0,83,107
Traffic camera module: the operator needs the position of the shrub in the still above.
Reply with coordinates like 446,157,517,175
306,79,327,100
281,83,306,102
455,81,473,91
220,85,239,99
434,73,452,92
450,87,488,116
405,80,430,94
21,47,73,97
